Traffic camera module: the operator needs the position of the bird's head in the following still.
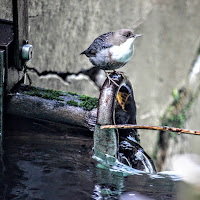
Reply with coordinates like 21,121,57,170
111,29,142,46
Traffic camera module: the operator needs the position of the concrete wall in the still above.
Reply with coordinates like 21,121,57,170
1,0,200,159
0,0,12,20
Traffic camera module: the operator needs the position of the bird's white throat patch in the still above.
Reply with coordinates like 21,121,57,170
110,38,135,63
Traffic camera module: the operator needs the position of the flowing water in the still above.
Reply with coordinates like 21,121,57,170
0,116,179,200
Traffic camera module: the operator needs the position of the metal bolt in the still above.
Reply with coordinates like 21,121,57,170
22,44,33,60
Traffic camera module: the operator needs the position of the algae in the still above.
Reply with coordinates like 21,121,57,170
66,95,98,111
66,100,79,107
23,86,65,101
79,95,98,111
161,88,194,138
67,91,78,96
22,85,98,111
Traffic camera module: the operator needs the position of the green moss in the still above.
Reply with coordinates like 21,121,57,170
67,91,78,96
79,94,90,101
161,88,195,138
57,101,65,106
79,95,98,111
66,100,79,107
80,99,98,111
172,88,179,102
167,113,185,127
163,111,187,138
66,95,98,111
24,88,64,101
22,85,98,111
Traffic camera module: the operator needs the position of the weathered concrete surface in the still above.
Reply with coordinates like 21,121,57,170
1,0,200,158
27,0,155,73
0,0,12,20
26,72,100,97
26,0,156,96
186,94,200,154
130,1,200,155
26,0,200,156
155,53,200,171
159,94,200,171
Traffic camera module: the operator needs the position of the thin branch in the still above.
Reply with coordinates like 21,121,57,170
100,124,200,136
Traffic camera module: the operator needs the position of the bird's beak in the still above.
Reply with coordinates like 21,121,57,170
134,34,143,38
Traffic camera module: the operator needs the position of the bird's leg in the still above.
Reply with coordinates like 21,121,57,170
105,71,119,87
108,70,124,76
112,70,126,80
115,71,123,75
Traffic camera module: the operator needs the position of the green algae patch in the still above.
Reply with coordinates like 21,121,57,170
23,87,65,101
66,100,79,107
79,95,98,111
161,88,194,138
21,85,98,111
66,95,98,111
67,91,78,96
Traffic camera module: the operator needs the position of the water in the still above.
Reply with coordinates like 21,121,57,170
0,116,179,200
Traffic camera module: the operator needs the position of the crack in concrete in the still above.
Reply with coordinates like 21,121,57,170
26,66,105,90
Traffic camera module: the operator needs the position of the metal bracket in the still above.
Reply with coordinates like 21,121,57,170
22,44,33,61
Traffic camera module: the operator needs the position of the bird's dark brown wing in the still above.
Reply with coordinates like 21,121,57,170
80,32,114,57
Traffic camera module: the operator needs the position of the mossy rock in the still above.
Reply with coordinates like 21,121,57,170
21,85,98,111
66,94,98,111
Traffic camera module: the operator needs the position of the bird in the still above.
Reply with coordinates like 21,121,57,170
80,29,142,86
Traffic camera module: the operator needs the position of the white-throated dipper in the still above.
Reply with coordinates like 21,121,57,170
81,29,142,85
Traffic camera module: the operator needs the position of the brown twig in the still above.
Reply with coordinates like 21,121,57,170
100,124,200,136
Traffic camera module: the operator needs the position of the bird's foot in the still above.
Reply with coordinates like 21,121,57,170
115,71,124,75
115,71,126,80
107,71,125,79
105,72,119,87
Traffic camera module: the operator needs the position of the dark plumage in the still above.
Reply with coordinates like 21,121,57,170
80,32,114,57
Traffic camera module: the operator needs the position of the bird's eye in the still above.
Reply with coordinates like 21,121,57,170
124,32,131,38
